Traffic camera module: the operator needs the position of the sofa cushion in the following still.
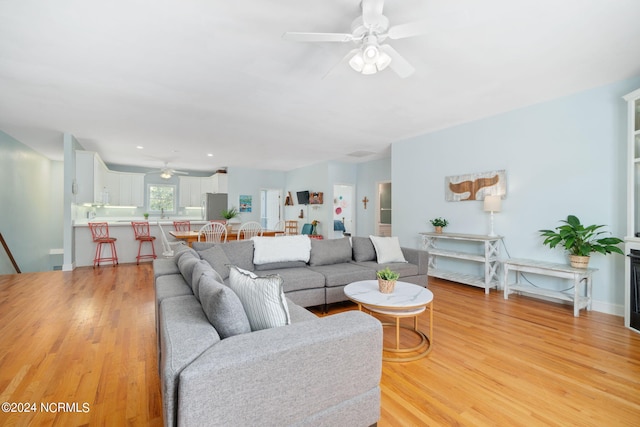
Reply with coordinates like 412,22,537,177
254,260,308,271
178,251,201,288
228,266,291,331
351,236,377,262
354,260,419,278
192,260,223,301
252,235,311,264
198,245,232,280
369,235,407,264
198,273,251,339
219,241,255,271
256,267,326,293
174,246,198,264
309,263,377,288
309,237,352,266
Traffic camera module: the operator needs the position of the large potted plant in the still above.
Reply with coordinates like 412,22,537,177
539,214,623,268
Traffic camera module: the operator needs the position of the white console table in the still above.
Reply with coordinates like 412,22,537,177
419,232,502,294
502,258,597,317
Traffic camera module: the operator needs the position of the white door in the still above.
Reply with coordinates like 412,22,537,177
260,189,281,229
377,181,391,236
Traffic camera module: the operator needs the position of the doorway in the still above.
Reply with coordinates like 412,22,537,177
260,189,281,229
377,181,391,236
333,184,355,238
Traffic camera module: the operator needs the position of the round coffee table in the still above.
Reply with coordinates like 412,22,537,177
344,280,433,362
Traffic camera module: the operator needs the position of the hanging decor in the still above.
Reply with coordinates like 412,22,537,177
445,170,506,201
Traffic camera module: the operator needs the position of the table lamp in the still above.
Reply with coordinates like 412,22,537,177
483,195,502,237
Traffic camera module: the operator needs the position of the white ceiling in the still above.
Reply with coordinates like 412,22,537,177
1,0,639,173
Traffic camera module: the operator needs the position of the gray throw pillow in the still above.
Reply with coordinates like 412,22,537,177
178,252,200,287
198,245,232,280
352,236,377,262
198,273,251,339
219,241,255,271
309,237,353,266
174,246,199,264
192,259,223,301
227,266,290,331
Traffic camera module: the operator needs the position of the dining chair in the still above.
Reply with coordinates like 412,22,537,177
273,220,285,236
131,221,157,265
198,222,227,243
173,220,191,231
237,221,263,240
88,222,118,268
158,223,186,257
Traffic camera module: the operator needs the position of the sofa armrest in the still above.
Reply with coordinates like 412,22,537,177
401,247,429,276
177,310,382,426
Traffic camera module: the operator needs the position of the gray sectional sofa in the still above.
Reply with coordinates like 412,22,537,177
153,236,429,426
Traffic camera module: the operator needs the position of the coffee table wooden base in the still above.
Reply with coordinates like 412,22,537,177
370,305,433,362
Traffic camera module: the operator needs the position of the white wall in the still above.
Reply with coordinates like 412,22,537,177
392,76,640,314
356,158,391,236
227,166,286,224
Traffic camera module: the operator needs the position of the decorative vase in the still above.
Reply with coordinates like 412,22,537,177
311,225,317,235
378,278,396,294
569,255,590,269
434,226,443,234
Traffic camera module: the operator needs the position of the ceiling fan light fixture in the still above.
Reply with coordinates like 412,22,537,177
160,171,172,180
376,50,391,71
362,44,379,64
361,63,378,75
348,51,365,72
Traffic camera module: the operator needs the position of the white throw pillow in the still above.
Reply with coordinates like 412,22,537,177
369,235,407,264
227,266,291,331
252,235,311,264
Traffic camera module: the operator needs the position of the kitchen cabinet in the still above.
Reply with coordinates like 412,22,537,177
76,151,108,205
119,173,144,206
179,174,227,207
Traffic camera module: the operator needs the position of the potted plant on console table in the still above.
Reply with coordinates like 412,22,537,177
539,214,624,268
429,217,449,234
221,207,240,232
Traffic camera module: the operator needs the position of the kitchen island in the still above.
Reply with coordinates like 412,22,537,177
73,219,208,267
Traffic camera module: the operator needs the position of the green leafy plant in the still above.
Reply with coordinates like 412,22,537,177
539,215,624,257
429,217,449,227
220,207,239,220
376,267,400,281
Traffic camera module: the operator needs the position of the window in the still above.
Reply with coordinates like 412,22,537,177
148,184,176,214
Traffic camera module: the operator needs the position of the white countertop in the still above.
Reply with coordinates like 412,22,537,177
74,218,207,227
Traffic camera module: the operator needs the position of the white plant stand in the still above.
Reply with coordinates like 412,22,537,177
419,232,502,294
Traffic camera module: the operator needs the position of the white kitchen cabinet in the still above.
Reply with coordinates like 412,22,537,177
75,151,108,205
105,171,121,205
179,176,202,207
212,173,228,193
119,173,145,207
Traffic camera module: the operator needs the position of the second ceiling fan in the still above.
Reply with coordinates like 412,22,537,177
282,0,425,78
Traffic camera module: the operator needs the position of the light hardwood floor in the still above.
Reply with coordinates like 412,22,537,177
1,264,639,426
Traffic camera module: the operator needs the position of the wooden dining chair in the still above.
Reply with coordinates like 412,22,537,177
198,222,227,243
237,221,263,240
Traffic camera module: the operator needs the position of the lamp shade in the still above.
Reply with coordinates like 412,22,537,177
483,195,502,212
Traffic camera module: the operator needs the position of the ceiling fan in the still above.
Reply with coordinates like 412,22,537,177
282,0,425,78
147,162,188,180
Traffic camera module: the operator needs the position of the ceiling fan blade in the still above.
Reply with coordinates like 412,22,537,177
282,32,354,43
322,48,360,79
362,0,385,27
380,44,415,78
387,21,427,40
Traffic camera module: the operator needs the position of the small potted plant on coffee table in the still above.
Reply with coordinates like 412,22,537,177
429,217,449,234
539,214,623,268
377,267,400,294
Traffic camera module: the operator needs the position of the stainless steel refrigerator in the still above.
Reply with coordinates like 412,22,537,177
202,193,228,220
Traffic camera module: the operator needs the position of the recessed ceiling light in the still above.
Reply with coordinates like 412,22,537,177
136,146,144,149
207,153,213,157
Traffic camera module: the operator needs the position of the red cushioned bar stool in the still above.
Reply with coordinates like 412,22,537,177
131,221,157,265
88,222,119,268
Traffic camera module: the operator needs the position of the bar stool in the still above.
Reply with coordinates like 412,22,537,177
173,220,191,231
88,222,118,268
131,221,157,265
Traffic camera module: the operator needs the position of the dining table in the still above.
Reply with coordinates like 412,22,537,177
169,229,280,246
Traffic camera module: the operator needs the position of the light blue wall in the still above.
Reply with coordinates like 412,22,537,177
356,158,391,236
392,76,640,314
0,131,64,273
227,167,286,223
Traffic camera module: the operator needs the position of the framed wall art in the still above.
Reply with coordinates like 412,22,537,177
445,170,506,201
